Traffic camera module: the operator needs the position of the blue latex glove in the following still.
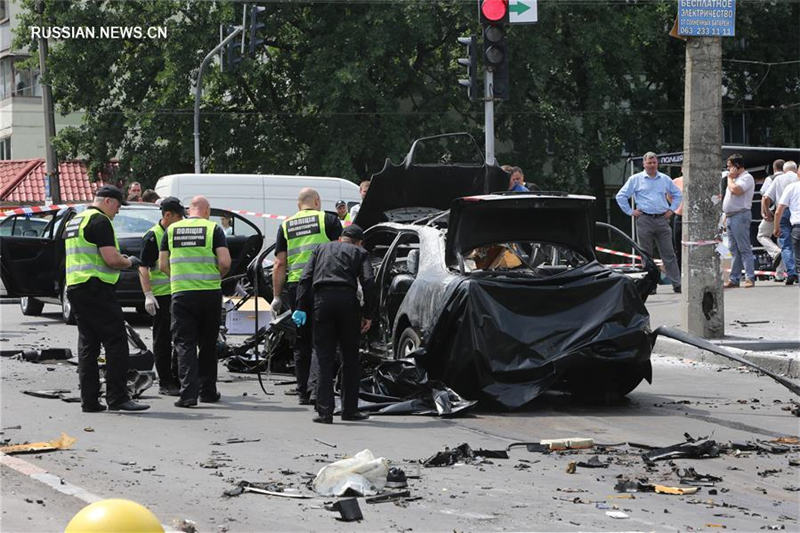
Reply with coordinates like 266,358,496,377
292,310,307,327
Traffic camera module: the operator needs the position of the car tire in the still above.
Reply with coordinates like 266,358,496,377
61,285,76,325
20,297,44,316
566,365,645,402
395,326,422,359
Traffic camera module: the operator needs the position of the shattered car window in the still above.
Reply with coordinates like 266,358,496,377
462,241,588,275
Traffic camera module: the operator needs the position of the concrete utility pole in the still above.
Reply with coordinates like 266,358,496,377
484,70,495,165
680,36,724,339
35,0,59,203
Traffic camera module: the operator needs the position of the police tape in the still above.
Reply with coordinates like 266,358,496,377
222,208,288,221
0,204,77,217
594,246,663,265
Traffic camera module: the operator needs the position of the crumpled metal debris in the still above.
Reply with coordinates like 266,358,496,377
641,435,720,463
358,360,477,417
577,456,608,468
422,443,509,467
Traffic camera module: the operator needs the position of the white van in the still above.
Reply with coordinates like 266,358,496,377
154,174,361,243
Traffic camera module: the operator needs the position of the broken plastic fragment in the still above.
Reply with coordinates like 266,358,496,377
606,510,629,519
0,433,76,454
540,438,594,451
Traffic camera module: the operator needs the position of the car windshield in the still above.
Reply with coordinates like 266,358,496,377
111,208,162,235
462,241,588,277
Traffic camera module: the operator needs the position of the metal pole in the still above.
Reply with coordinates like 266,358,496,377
36,2,59,202
484,69,495,166
194,26,243,174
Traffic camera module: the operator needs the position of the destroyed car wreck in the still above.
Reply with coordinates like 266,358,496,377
353,134,660,409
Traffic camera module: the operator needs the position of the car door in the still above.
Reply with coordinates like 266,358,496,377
210,208,264,295
0,209,69,297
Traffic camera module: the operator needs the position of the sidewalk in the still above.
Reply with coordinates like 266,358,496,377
646,282,800,378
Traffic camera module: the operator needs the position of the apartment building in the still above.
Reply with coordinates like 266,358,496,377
0,0,82,160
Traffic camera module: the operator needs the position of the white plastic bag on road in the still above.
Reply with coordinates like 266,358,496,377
312,449,389,496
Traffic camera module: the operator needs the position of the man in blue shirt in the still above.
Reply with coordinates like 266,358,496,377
616,152,683,293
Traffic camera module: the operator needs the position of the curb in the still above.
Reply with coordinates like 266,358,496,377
653,336,800,379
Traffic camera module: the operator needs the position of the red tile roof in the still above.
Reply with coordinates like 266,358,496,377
0,159,107,204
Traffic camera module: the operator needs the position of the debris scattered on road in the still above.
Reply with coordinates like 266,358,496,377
0,432,76,454
211,438,261,446
566,461,577,474
423,443,509,467
577,456,608,468
127,370,154,399
314,437,337,448
172,518,197,533
327,497,363,521
653,484,699,495
83,427,94,432
541,437,594,451
22,389,71,399
16,348,73,362
641,435,720,463
606,510,629,519
312,449,389,497
614,479,653,493
385,467,408,489
365,490,411,504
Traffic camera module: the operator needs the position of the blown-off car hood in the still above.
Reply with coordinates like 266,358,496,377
445,194,597,266
354,160,509,229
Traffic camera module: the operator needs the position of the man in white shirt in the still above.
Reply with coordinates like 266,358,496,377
763,161,799,285
722,154,755,288
348,179,370,222
757,160,785,280
774,180,800,282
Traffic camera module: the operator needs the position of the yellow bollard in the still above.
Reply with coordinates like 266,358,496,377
65,498,164,533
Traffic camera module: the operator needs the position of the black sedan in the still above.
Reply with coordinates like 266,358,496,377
0,203,263,323
354,134,660,408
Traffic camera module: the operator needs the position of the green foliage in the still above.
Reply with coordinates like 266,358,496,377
14,0,799,191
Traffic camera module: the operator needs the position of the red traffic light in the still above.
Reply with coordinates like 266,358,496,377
481,0,508,22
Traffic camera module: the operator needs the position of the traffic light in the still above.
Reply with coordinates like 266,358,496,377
479,0,509,100
457,36,479,101
223,25,243,71
248,5,267,56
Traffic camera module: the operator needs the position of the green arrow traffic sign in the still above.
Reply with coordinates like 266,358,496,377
509,0,538,24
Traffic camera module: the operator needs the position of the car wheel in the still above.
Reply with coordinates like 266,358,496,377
61,286,76,325
20,297,44,316
566,365,645,401
395,326,422,359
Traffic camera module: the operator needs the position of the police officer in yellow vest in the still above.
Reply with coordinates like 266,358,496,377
272,188,342,404
65,185,149,412
159,196,231,408
138,196,184,396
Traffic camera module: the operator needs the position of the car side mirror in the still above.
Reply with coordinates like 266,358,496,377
406,249,419,276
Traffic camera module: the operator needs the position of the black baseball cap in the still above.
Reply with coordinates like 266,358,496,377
160,196,185,215
335,200,347,208
342,223,364,241
95,185,127,205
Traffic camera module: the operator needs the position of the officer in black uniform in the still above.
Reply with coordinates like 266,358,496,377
138,196,184,396
294,224,377,424
66,185,149,412
271,188,342,405
159,196,231,408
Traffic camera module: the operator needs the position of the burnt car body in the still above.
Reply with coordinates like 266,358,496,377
355,134,660,408
0,203,263,323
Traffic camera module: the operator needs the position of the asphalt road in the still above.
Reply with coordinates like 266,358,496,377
1,299,798,532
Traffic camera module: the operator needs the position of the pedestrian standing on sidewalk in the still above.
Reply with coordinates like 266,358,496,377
138,197,184,396
65,185,149,412
762,161,799,285
757,160,786,281
293,224,377,424
615,152,683,294
722,154,756,288
160,196,231,407
774,180,800,276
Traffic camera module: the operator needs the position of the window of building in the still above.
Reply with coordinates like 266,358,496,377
0,57,11,100
723,112,747,145
0,1,7,23
0,137,11,160
14,67,41,97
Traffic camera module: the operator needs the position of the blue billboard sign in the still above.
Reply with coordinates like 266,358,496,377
677,0,736,37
